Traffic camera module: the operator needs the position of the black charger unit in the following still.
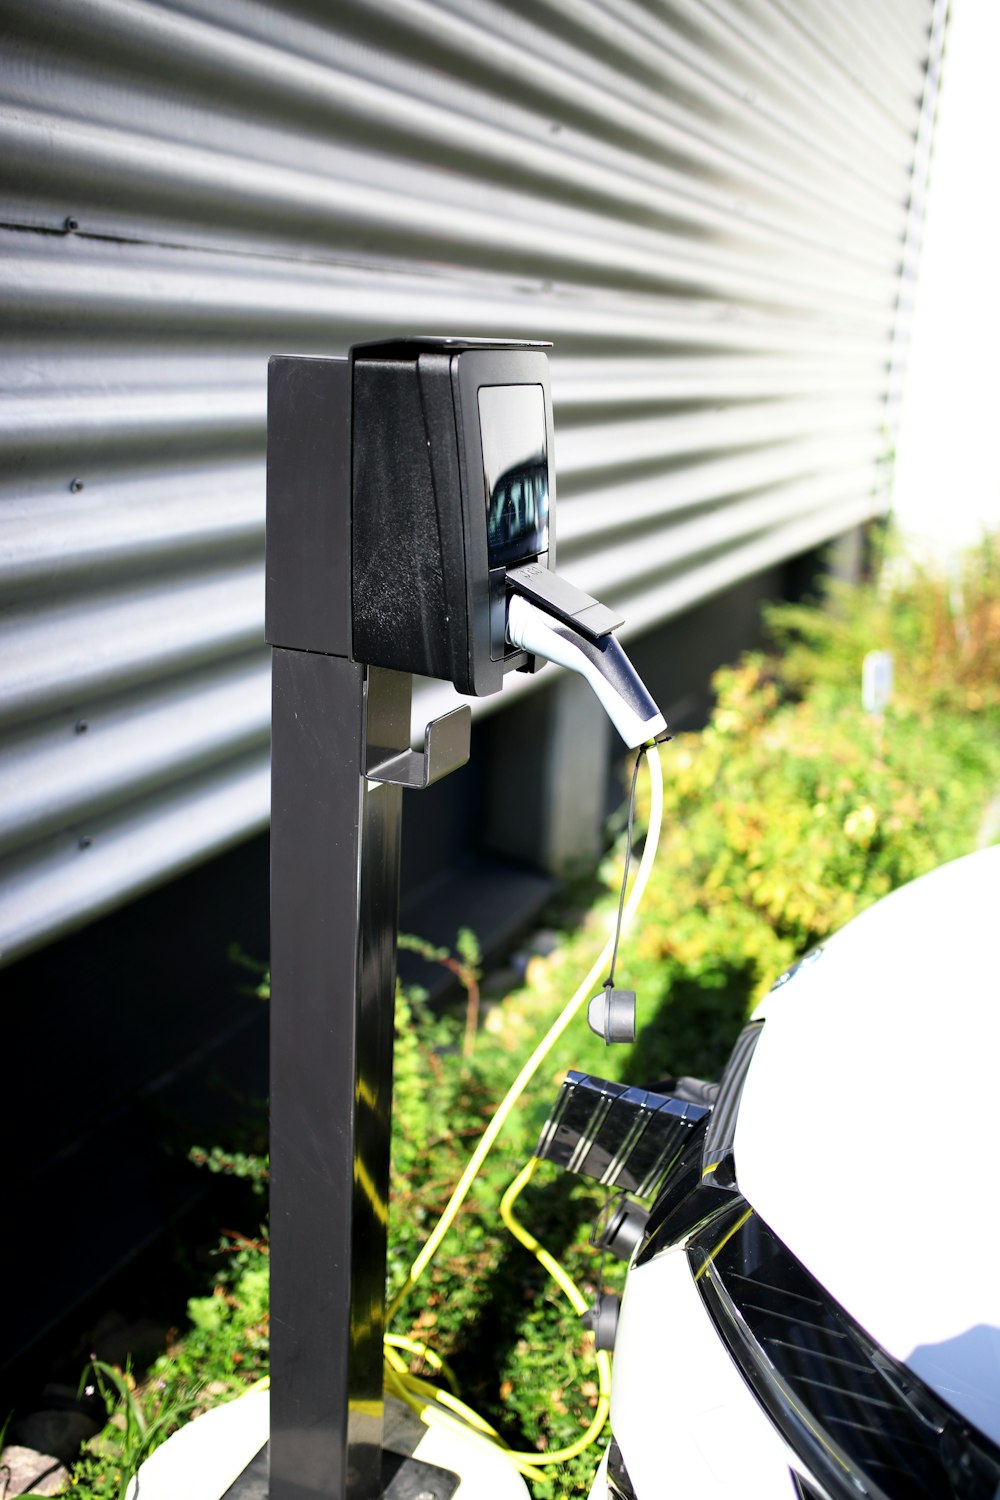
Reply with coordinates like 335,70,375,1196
351,337,556,698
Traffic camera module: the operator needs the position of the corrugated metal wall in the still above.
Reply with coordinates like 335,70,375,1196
0,0,944,965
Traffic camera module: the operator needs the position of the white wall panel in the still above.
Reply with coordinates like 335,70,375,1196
0,0,945,961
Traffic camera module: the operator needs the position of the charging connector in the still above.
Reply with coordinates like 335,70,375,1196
505,594,666,748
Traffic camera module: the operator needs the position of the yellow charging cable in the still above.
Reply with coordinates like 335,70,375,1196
498,1158,612,1465
389,740,663,1321
383,1157,612,1475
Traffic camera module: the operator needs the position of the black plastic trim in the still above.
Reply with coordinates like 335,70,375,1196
690,1210,1000,1500
633,1119,731,1266
606,1437,638,1499
534,1072,709,1199
700,1020,763,1185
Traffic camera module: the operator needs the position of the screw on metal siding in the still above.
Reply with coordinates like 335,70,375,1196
69,477,84,493
64,215,79,231
74,719,88,734
78,835,92,849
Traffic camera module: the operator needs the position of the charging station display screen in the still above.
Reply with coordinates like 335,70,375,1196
479,384,549,569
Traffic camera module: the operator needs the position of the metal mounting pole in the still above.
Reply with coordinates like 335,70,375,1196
265,356,468,1500
270,649,400,1500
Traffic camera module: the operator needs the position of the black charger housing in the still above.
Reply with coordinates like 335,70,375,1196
350,337,556,698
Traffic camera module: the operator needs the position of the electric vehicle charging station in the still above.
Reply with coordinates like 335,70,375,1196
264,337,667,1499
260,340,1000,1500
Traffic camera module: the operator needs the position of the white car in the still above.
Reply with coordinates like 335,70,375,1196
581,844,1000,1499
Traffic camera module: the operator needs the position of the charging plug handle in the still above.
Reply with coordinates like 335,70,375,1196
506,593,666,749
506,561,624,641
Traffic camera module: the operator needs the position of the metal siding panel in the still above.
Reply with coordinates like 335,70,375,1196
0,656,270,858
2,115,906,312
1,562,262,729
0,752,271,965
0,233,900,355
0,0,942,961
1,0,918,244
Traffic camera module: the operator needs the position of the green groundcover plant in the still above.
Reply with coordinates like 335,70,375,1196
67,533,1000,1498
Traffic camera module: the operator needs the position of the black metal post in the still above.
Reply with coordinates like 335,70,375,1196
269,650,400,1500
267,354,395,1500
265,356,469,1500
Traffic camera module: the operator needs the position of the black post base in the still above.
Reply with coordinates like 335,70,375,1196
222,1444,460,1500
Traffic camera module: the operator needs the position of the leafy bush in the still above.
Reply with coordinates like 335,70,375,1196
69,532,1000,1498
69,1359,203,1500
69,1235,269,1498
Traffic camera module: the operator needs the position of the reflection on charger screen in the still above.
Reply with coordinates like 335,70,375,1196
479,384,549,569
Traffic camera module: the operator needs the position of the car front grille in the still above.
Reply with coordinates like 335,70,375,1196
691,1206,1000,1500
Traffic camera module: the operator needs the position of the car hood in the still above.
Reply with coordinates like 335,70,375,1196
734,844,1000,1446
